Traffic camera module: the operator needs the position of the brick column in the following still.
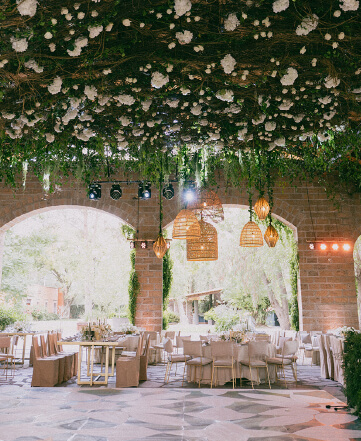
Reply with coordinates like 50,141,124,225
134,248,163,332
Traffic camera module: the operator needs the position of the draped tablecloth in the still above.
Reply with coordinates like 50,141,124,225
186,342,277,385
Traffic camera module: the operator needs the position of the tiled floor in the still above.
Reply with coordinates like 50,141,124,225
0,362,358,441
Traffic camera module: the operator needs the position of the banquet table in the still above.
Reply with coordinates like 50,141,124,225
186,341,277,386
59,341,120,386
1,332,36,365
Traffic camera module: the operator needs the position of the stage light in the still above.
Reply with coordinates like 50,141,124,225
138,183,151,200
110,184,122,200
162,183,174,200
309,243,315,250
332,243,339,251
183,186,196,203
343,243,351,251
88,183,101,200
320,243,327,250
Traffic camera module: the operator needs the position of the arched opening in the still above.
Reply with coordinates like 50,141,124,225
0,206,134,331
165,205,299,332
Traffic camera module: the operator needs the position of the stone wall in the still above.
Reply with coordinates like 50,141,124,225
0,173,360,332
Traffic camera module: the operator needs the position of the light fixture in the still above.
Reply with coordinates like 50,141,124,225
343,243,351,251
162,183,174,200
309,243,315,250
88,183,101,200
187,188,224,223
254,196,270,220
129,241,135,249
172,209,201,239
110,184,122,200
240,221,264,247
307,240,353,252
183,185,196,203
138,182,151,200
264,223,279,248
187,219,218,261
320,243,327,250
140,240,148,249
153,235,168,259
332,243,339,251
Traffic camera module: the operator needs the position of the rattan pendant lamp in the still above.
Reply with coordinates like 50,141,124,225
254,196,270,220
187,188,224,223
172,209,201,239
187,217,218,261
153,170,168,259
264,218,279,247
240,194,263,247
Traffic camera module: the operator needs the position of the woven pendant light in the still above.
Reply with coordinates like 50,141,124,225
188,188,224,223
254,196,270,220
264,224,279,248
187,219,218,261
239,221,263,247
153,234,168,258
172,209,201,239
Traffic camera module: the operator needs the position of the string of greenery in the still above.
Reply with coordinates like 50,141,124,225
343,330,361,417
162,250,173,330
128,249,139,326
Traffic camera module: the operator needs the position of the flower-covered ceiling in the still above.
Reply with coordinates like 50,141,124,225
0,0,360,189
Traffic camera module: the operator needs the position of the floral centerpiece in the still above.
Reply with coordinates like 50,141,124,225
5,321,31,333
81,321,112,341
119,324,139,335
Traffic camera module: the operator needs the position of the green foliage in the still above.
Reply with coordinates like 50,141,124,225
162,313,169,331
31,309,59,321
343,330,361,416
121,225,136,240
164,310,180,324
288,230,300,331
128,250,139,326
162,251,173,311
0,305,26,330
204,305,239,332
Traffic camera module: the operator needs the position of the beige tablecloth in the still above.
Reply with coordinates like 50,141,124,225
186,342,276,385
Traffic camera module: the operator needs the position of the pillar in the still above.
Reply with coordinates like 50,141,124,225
193,299,199,325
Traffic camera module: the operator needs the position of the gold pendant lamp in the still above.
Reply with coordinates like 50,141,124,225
240,193,263,247
187,219,218,261
187,188,224,223
172,209,200,239
254,196,270,220
153,234,168,258
264,221,279,248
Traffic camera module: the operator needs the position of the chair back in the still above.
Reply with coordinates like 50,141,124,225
142,334,151,358
165,331,175,340
284,330,297,340
283,340,298,357
299,333,312,345
278,336,291,350
248,341,270,361
57,332,63,351
176,335,191,348
163,337,173,354
254,334,271,342
40,335,48,357
183,340,202,358
48,332,57,355
200,335,209,341
210,340,234,359
0,336,11,353
135,334,144,357
143,331,158,343
32,336,42,359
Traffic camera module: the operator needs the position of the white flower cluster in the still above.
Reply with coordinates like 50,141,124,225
48,76,62,95
115,94,136,105
11,37,28,53
174,0,192,16
216,89,234,102
165,99,179,108
272,0,289,13
76,128,95,141
339,0,359,11
176,30,193,44
67,37,88,57
45,133,55,143
88,25,103,39
151,72,169,89
224,13,240,31
296,14,319,36
265,121,277,131
17,0,37,17
324,75,340,88
0,59,8,68
280,67,298,85
24,59,43,73
221,54,236,74
252,114,266,125
84,85,97,100
318,96,332,105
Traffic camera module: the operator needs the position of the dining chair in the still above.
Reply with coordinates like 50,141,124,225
116,334,143,387
323,334,334,380
174,335,191,354
329,335,344,386
317,334,329,379
239,341,271,389
210,340,236,388
267,340,299,388
0,336,16,378
183,340,212,387
31,335,60,387
139,334,151,381
163,338,191,383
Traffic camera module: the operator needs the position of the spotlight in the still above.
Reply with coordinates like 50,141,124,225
162,183,174,200
320,243,327,250
309,243,315,250
110,184,122,200
183,186,196,203
138,183,151,200
88,183,101,200
343,243,351,251
332,243,339,251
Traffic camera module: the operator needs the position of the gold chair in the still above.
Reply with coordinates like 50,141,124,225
267,340,299,387
240,341,271,389
210,340,236,388
163,338,191,383
0,336,16,378
183,340,212,387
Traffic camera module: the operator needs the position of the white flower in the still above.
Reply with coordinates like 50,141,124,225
123,19,131,26
174,0,192,16
332,42,339,49
78,12,85,19
0,59,9,68
324,75,340,88
45,133,55,143
24,59,43,73
221,54,236,74
48,76,62,95
88,25,103,38
91,10,98,17
262,17,271,27
318,95,332,105
84,85,97,100
224,13,240,31
168,42,176,49
194,45,204,52
339,0,359,11
44,32,52,39
119,116,131,126
67,37,88,56
61,7,68,14
296,14,319,36
300,46,306,54
191,105,202,116
11,37,28,53
274,136,285,146
338,32,345,39
115,94,136,105
151,71,169,89
49,43,56,52
76,128,95,141
265,121,277,131
334,10,342,16
278,99,294,110
176,30,193,44
106,23,113,32
142,99,152,111
323,110,336,120
65,13,72,20
324,33,331,40
216,89,234,102
17,0,37,17
280,67,298,86
273,0,289,13
252,114,266,125
165,99,179,108
103,69,111,75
